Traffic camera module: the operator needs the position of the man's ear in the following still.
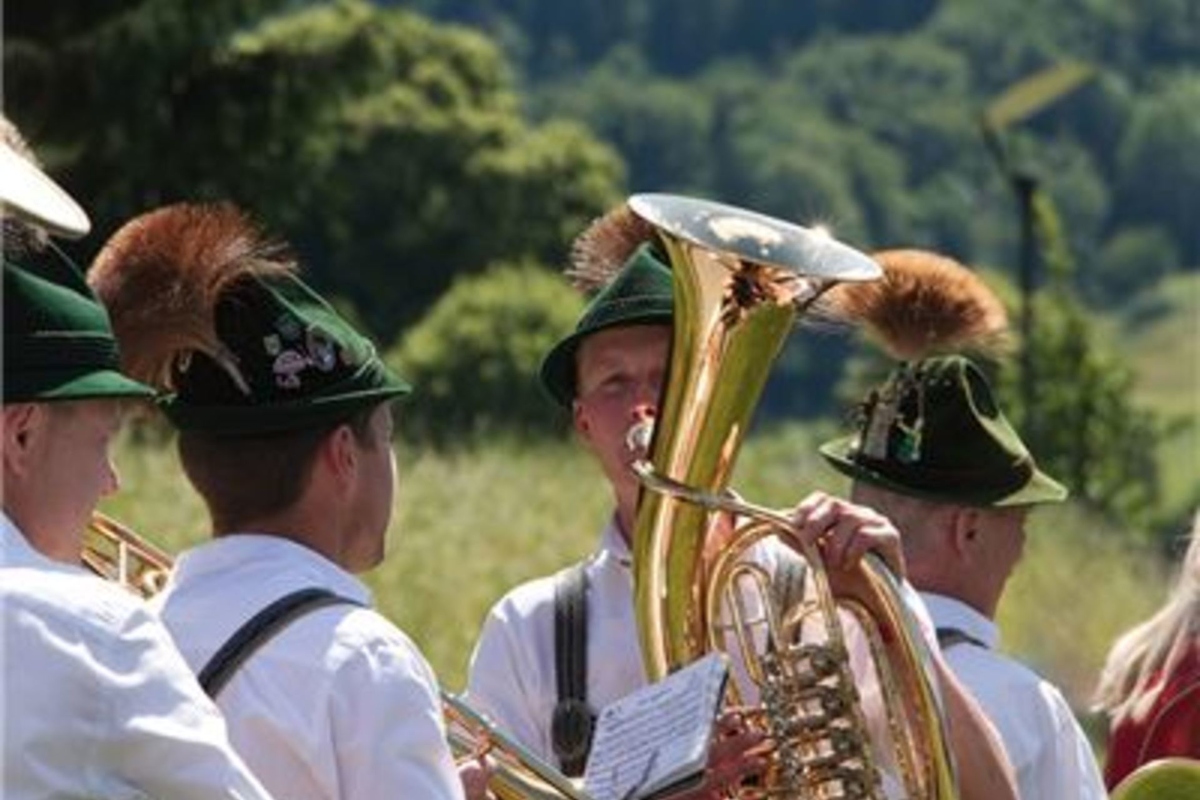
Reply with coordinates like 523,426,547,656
949,506,980,557
572,399,591,439
2,404,42,479
319,423,359,489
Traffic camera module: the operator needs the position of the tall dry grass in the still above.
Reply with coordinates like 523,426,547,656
102,422,1164,714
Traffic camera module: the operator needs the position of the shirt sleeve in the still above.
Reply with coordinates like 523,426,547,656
465,598,555,760
96,604,275,800
328,619,465,800
1029,682,1107,800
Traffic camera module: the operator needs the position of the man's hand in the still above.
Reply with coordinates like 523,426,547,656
665,709,770,800
784,491,906,579
458,755,493,800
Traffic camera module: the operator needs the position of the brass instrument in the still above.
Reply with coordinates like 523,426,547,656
81,513,590,800
626,194,958,799
83,512,173,597
443,690,593,800
1110,758,1200,800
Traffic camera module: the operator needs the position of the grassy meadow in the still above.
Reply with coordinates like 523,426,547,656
102,423,1168,724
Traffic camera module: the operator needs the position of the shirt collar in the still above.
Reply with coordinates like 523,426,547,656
596,514,633,569
1,511,57,569
919,591,999,650
169,533,373,606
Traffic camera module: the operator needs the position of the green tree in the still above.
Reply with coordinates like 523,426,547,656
389,262,584,443
532,47,715,194
1089,226,1180,306
1000,193,1166,531
1114,72,1200,265
5,0,622,339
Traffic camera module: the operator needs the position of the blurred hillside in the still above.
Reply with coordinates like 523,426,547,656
8,0,1197,536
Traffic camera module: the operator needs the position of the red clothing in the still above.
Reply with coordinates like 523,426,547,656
1105,641,1200,789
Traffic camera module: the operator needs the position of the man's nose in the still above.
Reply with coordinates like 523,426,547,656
630,401,657,424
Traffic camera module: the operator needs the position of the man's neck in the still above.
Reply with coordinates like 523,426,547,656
214,509,347,570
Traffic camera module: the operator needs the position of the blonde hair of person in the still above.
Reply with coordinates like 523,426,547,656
1094,511,1200,722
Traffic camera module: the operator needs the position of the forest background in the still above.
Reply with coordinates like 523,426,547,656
7,0,1198,751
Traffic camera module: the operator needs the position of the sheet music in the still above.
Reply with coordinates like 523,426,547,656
583,653,728,800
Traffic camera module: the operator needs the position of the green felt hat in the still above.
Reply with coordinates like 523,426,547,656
3,254,155,403
820,355,1067,507
90,203,410,436
540,243,673,407
161,271,411,435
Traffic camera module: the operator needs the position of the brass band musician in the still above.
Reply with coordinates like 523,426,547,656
87,202,468,800
465,208,1019,799
1,120,274,800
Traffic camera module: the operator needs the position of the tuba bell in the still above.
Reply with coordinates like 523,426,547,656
625,194,959,799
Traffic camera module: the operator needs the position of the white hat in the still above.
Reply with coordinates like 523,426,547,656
0,142,90,239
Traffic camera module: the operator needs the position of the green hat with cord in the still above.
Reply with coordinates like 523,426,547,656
1,132,153,404
3,252,156,403
539,242,673,408
88,202,410,436
820,355,1067,507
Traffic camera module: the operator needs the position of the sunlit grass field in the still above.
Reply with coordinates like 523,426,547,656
101,421,1167,746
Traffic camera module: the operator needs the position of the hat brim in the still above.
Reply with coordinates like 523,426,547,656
819,435,1068,508
540,312,672,408
0,144,91,239
5,368,156,403
163,381,411,436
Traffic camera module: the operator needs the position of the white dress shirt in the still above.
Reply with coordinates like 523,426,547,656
922,592,1106,800
467,516,934,795
1,513,273,800
151,534,463,800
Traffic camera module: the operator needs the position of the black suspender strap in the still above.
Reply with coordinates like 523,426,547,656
773,553,808,611
551,562,595,777
198,587,361,699
936,626,987,652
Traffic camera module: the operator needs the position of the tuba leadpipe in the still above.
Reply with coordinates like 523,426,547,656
625,194,958,799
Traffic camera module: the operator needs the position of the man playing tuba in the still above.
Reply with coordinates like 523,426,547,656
465,205,1018,799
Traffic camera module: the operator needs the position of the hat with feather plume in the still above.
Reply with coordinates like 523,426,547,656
539,204,673,408
818,249,1066,507
88,202,410,435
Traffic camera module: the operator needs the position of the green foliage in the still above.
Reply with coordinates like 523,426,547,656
416,0,937,77
388,262,585,443
998,195,1169,533
532,48,716,194
104,425,1167,709
1114,71,1200,264
998,502,1166,706
6,0,622,339
1089,226,1180,306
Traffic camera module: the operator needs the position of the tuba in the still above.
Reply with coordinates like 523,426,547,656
81,514,593,800
626,194,958,799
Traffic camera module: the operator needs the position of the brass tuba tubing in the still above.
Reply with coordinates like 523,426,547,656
624,193,959,799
